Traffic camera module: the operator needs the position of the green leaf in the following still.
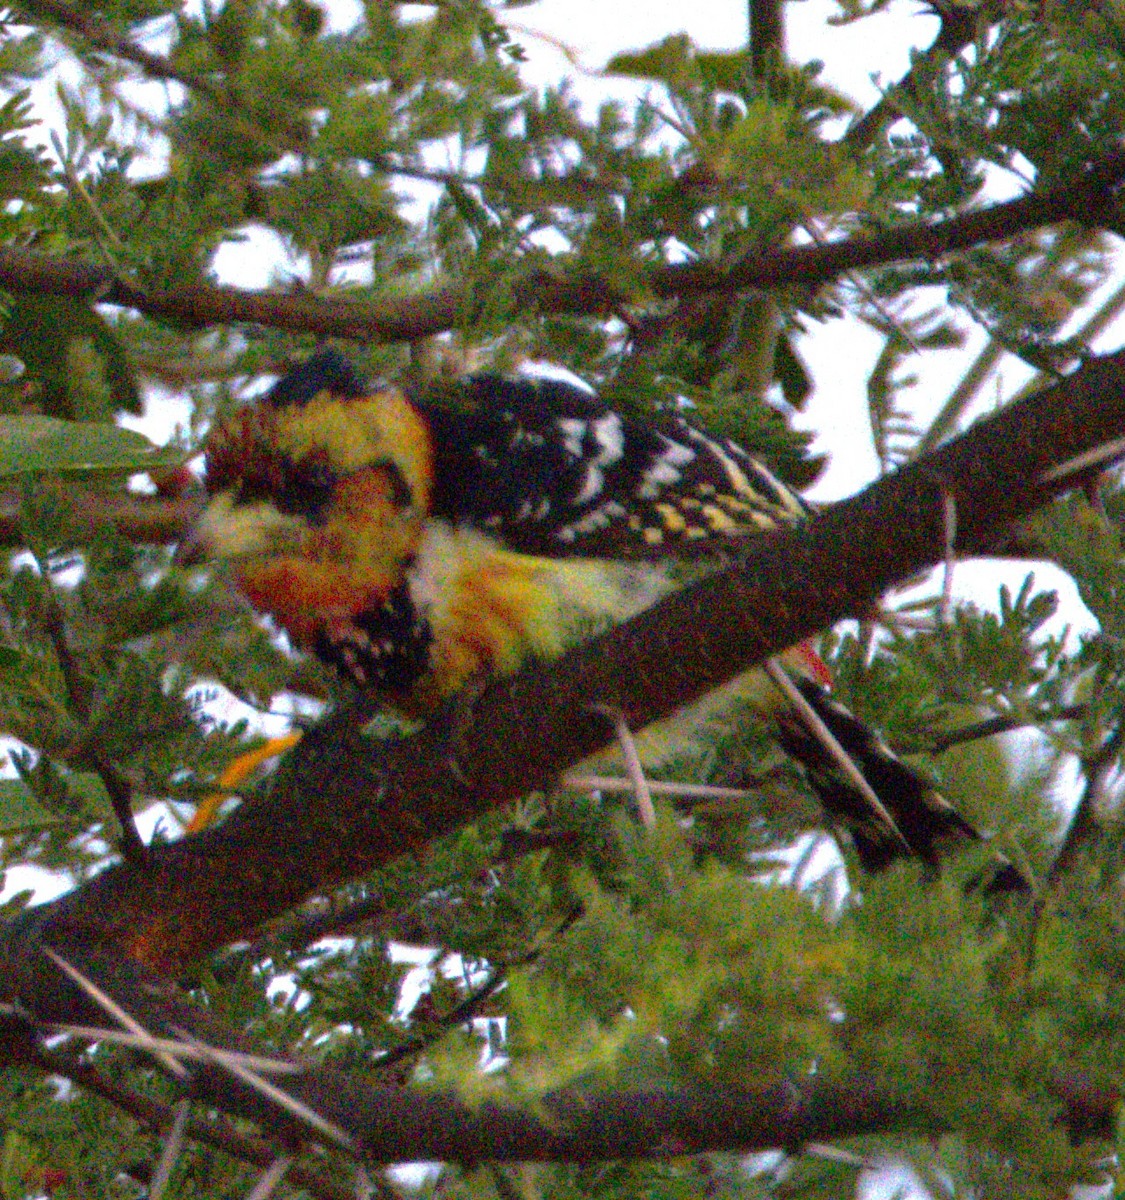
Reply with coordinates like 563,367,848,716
0,778,63,832
605,34,699,92
0,414,183,477
0,295,143,418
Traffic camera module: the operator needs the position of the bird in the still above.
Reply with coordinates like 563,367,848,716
178,348,1025,888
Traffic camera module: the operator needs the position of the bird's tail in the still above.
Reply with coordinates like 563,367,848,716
773,674,1028,894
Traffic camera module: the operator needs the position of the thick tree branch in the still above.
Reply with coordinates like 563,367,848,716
3,943,1112,1164
1,946,929,1162
0,150,1122,343
0,346,1120,982
0,485,199,547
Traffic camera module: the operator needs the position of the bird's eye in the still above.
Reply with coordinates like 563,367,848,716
276,459,338,523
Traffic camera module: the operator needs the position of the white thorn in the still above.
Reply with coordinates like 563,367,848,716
591,705,656,829
149,1098,191,1200
43,948,188,1079
245,1155,293,1200
562,774,756,803
43,1021,301,1074
170,1025,355,1153
1041,436,1125,483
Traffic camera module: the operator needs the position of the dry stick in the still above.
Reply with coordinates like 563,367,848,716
245,1155,294,1200
43,948,187,1079
148,1099,191,1200
590,704,656,830
762,660,910,852
169,1025,356,1154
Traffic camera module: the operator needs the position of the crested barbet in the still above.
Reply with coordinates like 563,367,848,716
181,349,1023,887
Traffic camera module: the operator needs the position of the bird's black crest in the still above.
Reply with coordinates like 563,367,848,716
267,349,368,408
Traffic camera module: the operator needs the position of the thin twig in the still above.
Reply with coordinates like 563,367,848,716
373,967,508,1074
373,905,582,1074
842,2,994,152
939,487,957,626
43,948,187,1078
148,1098,191,1200
923,704,1086,755
1028,720,1125,966
38,580,146,862
27,0,212,93
591,705,656,829
1045,722,1125,890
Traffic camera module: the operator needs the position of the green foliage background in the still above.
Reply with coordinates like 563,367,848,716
0,1,1124,1197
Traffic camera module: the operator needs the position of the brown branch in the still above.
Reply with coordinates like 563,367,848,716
0,246,465,342
749,0,786,77
38,572,147,863
0,487,199,547
8,947,928,1161
10,949,1115,1164
18,0,213,96
922,703,1087,755
0,345,1120,982
4,347,1125,1163
0,149,1122,344
14,943,1119,1164
29,1044,360,1200
658,149,1125,300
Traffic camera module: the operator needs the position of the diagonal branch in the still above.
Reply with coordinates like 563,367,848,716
18,0,212,95
1,345,1122,981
